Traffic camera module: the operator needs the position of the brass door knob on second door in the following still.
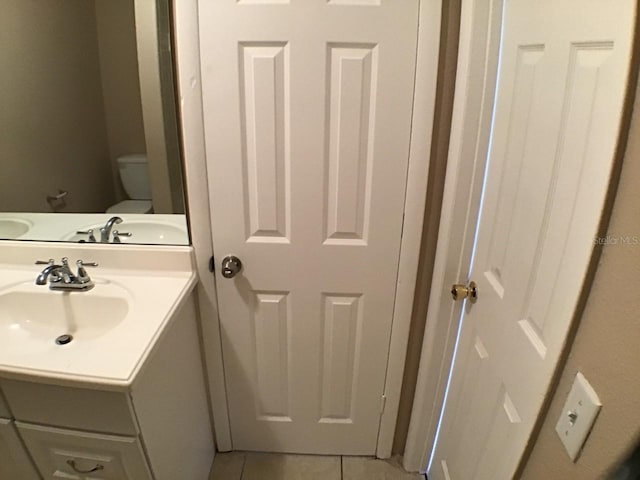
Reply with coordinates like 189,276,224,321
450,281,477,303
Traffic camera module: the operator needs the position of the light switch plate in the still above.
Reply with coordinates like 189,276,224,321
555,372,601,461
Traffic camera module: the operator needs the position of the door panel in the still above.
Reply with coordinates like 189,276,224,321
253,291,291,421
199,0,419,454
320,293,363,423
240,42,289,242
430,0,635,477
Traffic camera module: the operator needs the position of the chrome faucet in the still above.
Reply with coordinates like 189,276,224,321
35,259,65,285
100,216,123,243
35,257,98,292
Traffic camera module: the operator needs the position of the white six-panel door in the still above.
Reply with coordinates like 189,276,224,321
430,0,636,478
199,0,419,454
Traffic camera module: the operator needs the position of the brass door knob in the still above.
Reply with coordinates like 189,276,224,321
451,281,477,303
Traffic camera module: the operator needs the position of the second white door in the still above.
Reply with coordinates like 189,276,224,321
199,0,420,454
430,0,635,478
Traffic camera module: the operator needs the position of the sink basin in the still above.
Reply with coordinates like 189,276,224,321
65,220,188,245
0,218,31,239
0,288,129,342
0,256,194,386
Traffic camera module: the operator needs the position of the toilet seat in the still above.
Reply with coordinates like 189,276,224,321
106,200,153,214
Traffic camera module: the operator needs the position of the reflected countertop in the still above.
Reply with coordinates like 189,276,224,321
0,213,189,246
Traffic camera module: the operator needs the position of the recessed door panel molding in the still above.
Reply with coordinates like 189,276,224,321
324,44,378,245
439,328,502,480
319,294,364,423
520,41,615,349
252,291,291,421
517,318,548,359
472,387,521,479
485,44,545,286
454,386,505,479
438,330,485,457
240,42,291,243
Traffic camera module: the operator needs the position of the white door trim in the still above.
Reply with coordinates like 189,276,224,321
173,0,233,451
403,0,504,471
174,0,442,456
376,0,443,458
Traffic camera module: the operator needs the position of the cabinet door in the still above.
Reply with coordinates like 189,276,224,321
17,422,152,480
0,418,40,480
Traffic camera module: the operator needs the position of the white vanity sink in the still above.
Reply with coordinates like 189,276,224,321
0,244,196,386
0,218,32,239
0,282,130,342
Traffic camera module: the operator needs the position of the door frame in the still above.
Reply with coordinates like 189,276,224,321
173,0,233,451
403,0,504,472
173,0,443,456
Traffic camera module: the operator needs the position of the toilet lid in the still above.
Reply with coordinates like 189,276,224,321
106,200,153,214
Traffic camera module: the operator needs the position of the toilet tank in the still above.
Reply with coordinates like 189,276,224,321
118,154,151,200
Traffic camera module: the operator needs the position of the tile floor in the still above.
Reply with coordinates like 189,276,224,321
209,452,425,480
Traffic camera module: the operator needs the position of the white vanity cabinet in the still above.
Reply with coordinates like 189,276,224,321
0,295,214,480
0,418,40,480
0,386,40,479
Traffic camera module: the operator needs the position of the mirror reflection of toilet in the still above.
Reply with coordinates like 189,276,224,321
107,154,153,214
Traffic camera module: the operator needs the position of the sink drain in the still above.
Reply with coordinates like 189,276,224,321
55,334,73,345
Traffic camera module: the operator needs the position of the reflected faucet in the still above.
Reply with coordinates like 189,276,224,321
100,216,122,243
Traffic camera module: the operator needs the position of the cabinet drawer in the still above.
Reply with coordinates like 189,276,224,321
17,422,153,480
1,379,137,435
0,419,40,480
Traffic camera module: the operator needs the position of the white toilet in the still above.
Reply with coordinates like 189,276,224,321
107,154,154,214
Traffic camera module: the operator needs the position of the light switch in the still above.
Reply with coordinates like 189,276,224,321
555,372,601,461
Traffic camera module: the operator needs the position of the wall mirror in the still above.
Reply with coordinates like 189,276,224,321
0,0,188,245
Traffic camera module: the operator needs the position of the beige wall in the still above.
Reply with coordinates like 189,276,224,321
95,0,147,203
520,78,640,479
134,0,176,214
0,0,115,213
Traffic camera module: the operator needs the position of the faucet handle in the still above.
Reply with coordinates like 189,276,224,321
35,259,55,265
76,229,97,243
58,257,75,283
112,230,132,243
76,260,98,268
76,260,98,284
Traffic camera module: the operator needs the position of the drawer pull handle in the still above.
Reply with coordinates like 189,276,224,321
66,459,105,474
